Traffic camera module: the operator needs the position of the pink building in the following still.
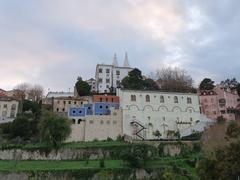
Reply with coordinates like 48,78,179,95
199,85,239,121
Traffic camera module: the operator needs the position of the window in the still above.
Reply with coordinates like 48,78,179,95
81,101,83,105
160,95,164,103
106,79,110,83
100,105,103,109
72,110,76,114
78,119,81,124
204,99,208,103
106,120,110,124
11,104,16,110
131,95,136,101
111,98,114,102
79,110,82,113
190,117,193,121
113,121,117,124
187,97,192,104
63,101,66,105
106,106,109,109
106,98,108,102
98,78,102,83
113,112,117,116
56,108,59,112
74,101,76,104
116,80,120,86
106,69,110,73
146,95,150,102
100,120,104,124
57,101,60,104
116,70,120,75
62,108,65,112
174,96,178,103
106,85,109,88
100,97,103,102
68,101,71,104
3,104,7,108
72,119,76,124
99,68,102,73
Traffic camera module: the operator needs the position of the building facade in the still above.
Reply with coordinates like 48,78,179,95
67,108,123,142
95,53,133,93
199,85,239,121
86,78,97,92
117,89,205,140
0,97,19,124
53,97,89,117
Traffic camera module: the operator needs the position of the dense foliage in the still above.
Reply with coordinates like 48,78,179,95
121,68,159,90
199,78,215,90
75,77,91,96
38,112,71,147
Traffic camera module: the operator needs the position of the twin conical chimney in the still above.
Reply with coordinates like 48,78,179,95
112,52,130,67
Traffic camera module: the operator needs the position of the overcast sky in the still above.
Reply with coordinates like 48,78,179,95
0,0,239,92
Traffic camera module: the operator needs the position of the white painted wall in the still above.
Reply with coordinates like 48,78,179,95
117,89,202,139
0,100,19,123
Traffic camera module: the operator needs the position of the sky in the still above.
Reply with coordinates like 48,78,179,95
0,0,240,93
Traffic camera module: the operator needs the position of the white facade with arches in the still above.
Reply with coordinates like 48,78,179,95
117,89,204,139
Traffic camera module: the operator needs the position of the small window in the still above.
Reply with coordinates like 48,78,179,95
131,95,136,102
98,78,102,83
190,117,193,121
72,119,76,124
99,68,102,73
56,108,59,112
72,110,76,114
187,97,192,104
79,110,82,113
160,95,164,103
89,120,94,124
106,98,108,102
63,101,66,104
113,112,117,116
100,120,104,124
106,106,109,109
116,70,120,75
57,101,60,104
106,69,110,73
111,98,114,102
100,105,103,109
106,79,110,83
88,107,91,110
100,97,103,102
78,119,81,124
68,101,71,104
106,120,110,124
174,96,178,103
62,108,65,112
74,101,77,104
81,101,83,105
146,95,150,102
113,121,117,124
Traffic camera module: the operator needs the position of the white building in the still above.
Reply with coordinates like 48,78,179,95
86,78,97,92
117,89,211,140
95,53,133,93
0,97,19,123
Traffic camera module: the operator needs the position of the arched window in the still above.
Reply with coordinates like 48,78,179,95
174,96,178,103
78,119,82,124
146,95,150,102
187,97,192,104
160,95,164,103
131,95,136,102
72,119,76,124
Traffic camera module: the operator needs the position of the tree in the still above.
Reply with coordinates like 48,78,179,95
143,78,159,90
154,67,196,93
38,112,71,147
75,77,91,96
28,84,44,101
121,68,145,90
10,114,34,140
121,68,159,90
220,78,238,90
199,78,215,90
153,130,161,139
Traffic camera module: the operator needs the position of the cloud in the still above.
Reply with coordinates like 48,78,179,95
0,0,239,91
